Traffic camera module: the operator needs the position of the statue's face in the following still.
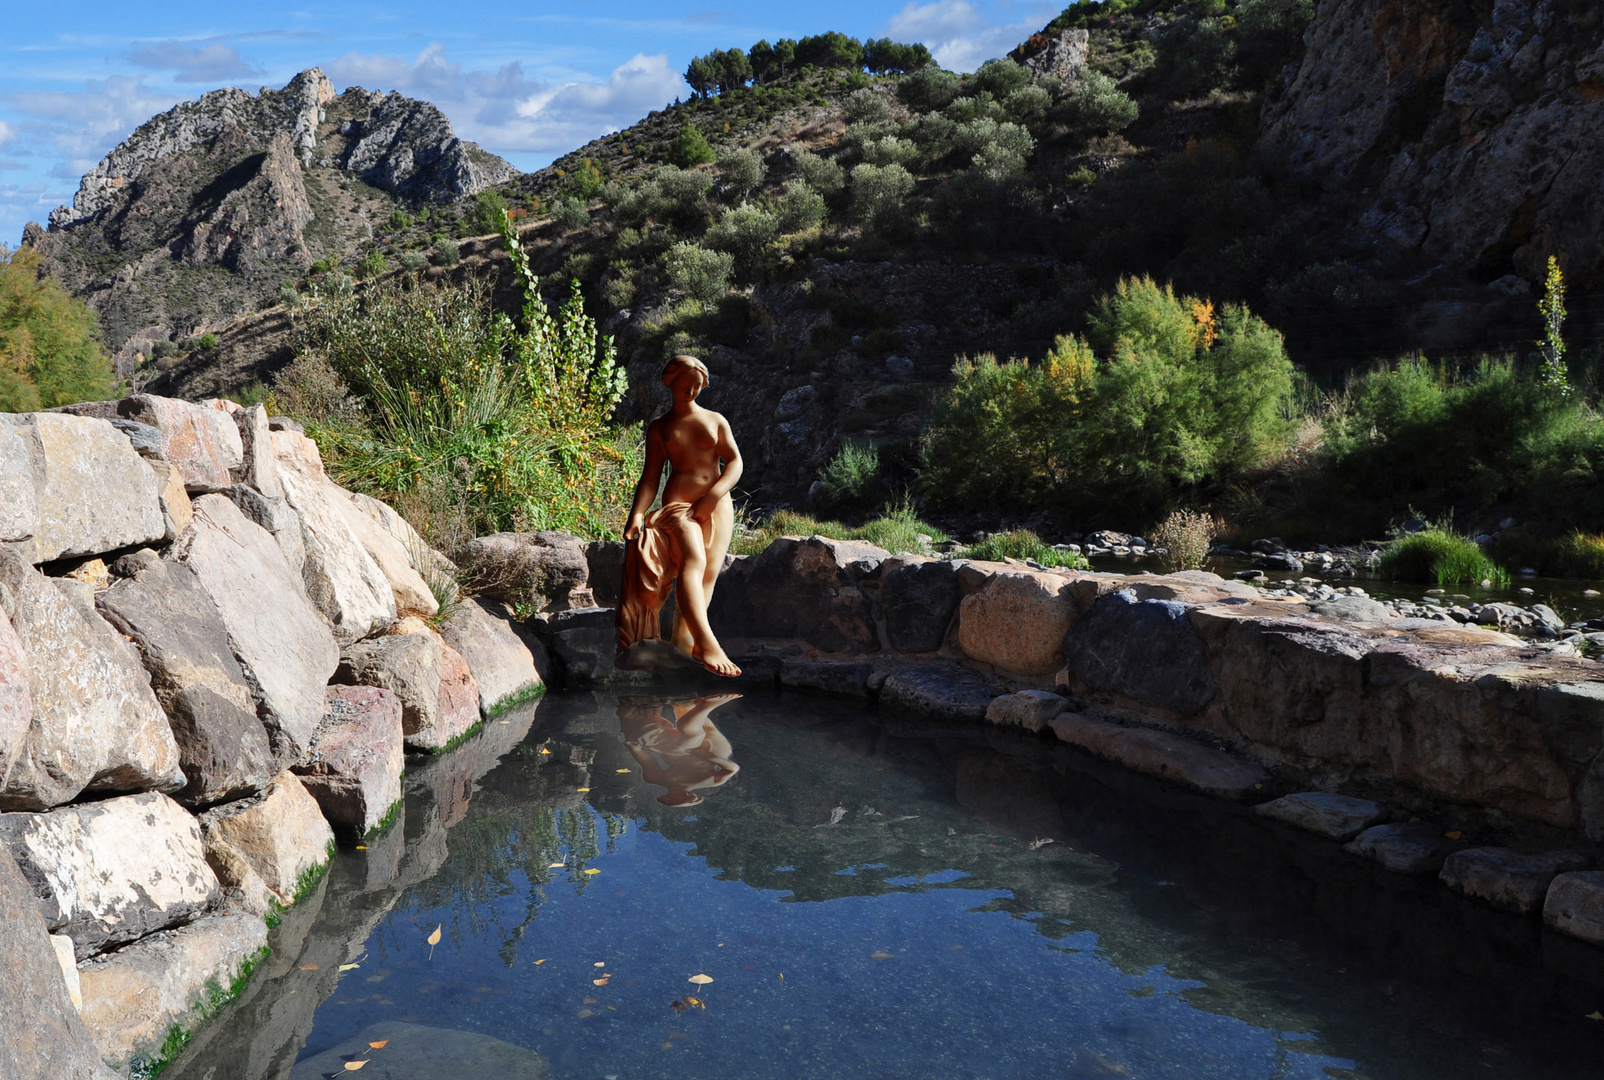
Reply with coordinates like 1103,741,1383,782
665,367,707,403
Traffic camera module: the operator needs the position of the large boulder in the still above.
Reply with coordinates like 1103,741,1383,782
0,548,184,810
336,630,479,749
4,412,166,563
728,536,885,654
117,395,244,492
1063,589,1217,714
334,487,439,617
230,402,284,497
1253,792,1386,841
1440,847,1591,915
457,531,593,611
958,570,1075,675
881,558,960,653
1021,27,1089,81
1543,871,1604,944
0,847,119,1080
294,687,404,836
0,416,38,544
147,458,193,540
273,441,397,644
0,606,31,797
98,550,275,807
77,912,268,1075
200,771,333,915
170,494,339,760
1342,822,1466,874
538,606,622,687
224,483,307,576
585,539,625,607
0,791,219,959
985,689,1067,733
439,598,543,713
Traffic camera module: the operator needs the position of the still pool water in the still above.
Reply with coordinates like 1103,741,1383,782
169,691,1604,1080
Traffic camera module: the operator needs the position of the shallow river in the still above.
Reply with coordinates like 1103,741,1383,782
170,691,1604,1080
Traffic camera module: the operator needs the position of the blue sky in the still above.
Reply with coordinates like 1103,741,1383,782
0,1,1060,246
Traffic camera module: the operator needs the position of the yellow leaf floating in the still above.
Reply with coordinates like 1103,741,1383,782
616,768,631,773
300,964,319,971
871,952,892,960
585,868,600,875
534,959,548,965
594,961,606,967
339,963,360,972
1588,1011,1604,1021
688,974,714,986
577,787,590,793
369,1040,389,1049
427,924,442,960
548,862,566,869
1445,831,1463,840
344,1062,367,1072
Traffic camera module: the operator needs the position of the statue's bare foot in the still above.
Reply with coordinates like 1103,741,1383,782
692,644,741,677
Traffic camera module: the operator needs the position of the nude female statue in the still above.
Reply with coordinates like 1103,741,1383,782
618,694,741,807
615,355,742,677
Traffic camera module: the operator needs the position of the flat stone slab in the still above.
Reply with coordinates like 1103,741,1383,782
78,911,268,1074
1050,713,1269,799
1440,847,1592,914
880,664,1013,721
294,687,404,837
881,558,960,653
290,1021,549,1079
0,848,118,1080
1543,871,1604,944
0,791,218,959
1343,822,1467,874
985,689,1068,733
118,394,244,492
540,605,619,686
780,659,872,697
1254,792,1387,840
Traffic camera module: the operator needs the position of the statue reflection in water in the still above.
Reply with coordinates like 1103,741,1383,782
618,694,741,807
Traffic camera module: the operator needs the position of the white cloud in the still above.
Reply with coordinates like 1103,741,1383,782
128,40,264,84
887,0,1052,73
0,122,13,148
327,45,685,158
7,76,182,166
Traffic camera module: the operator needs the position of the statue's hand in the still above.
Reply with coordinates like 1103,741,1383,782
690,495,717,524
624,514,644,540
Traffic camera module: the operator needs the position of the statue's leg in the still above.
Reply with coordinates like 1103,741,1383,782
667,512,740,676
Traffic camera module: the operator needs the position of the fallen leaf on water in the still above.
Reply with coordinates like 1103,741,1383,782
661,1042,674,1051
593,978,610,985
427,924,442,960
576,1008,594,1019
585,868,600,875
548,862,566,869
300,964,319,971
871,951,892,960
584,997,598,1005
594,961,606,967
343,1062,367,1072
368,1040,389,1049
683,995,703,1009
1445,831,1462,840
688,974,714,986
616,768,631,773
338,963,360,972
355,845,367,851
1587,1011,1604,1021
670,999,687,1011
539,747,551,754
778,973,784,981
577,787,591,793
534,959,547,965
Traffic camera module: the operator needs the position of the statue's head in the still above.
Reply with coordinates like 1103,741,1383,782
662,354,709,400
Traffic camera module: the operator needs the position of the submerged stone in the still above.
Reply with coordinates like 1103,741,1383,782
881,664,1012,721
1440,847,1591,914
290,1021,549,1079
1343,822,1466,874
1050,713,1268,800
1542,870,1604,944
1253,792,1387,841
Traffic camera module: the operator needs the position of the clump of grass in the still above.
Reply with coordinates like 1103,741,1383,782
1378,527,1509,586
964,528,1089,569
1152,509,1215,571
731,500,948,556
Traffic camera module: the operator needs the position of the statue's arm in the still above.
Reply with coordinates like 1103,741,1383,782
706,414,743,500
625,421,667,539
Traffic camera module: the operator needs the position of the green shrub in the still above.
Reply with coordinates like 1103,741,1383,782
844,88,893,126
775,179,827,233
921,277,1295,525
707,204,779,275
669,125,716,168
0,246,117,411
551,197,590,230
357,249,388,279
715,148,766,196
198,332,218,350
899,66,961,112
1003,85,1054,131
850,162,916,226
1061,71,1138,135
965,529,1089,569
1153,509,1215,571
462,189,509,236
277,283,302,307
398,251,429,271
654,165,716,217
856,134,920,169
1377,528,1509,586
285,214,636,543
432,237,460,267
790,148,845,195
970,58,1033,99
386,209,414,231
662,242,734,301
733,501,947,556
1155,16,1238,99
1066,166,1098,188
816,441,881,515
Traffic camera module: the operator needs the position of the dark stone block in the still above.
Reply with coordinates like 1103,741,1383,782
881,560,960,653
1064,589,1217,715
880,664,1011,721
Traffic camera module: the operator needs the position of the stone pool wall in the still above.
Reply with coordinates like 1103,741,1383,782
0,396,545,1077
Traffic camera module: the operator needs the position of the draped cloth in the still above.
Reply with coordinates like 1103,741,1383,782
615,502,709,664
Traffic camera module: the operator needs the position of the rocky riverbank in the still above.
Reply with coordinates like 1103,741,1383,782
6,394,1604,1077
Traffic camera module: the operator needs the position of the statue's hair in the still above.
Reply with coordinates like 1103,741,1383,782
662,354,710,387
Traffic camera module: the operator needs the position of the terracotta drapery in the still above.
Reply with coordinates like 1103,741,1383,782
615,502,711,660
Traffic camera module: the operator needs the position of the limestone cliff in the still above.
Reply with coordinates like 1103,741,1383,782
1261,0,1604,287
29,69,516,362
